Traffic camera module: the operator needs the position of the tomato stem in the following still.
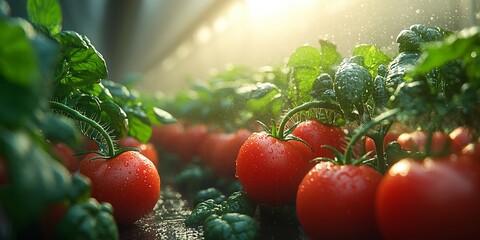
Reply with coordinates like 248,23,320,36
48,101,116,156
277,101,336,139
344,108,400,166
368,123,392,174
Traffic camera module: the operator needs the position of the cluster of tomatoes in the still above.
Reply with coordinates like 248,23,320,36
236,120,480,240
151,121,252,179
151,118,480,239
54,117,479,239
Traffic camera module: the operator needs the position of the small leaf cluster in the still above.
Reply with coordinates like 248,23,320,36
185,191,256,228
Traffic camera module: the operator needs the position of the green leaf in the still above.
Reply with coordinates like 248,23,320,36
203,213,259,240
287,45,321,70
101,79,135,104
27,0,62,35
100,101,128,139
55,31,107,87
185,199,223,227
123,105,151,143
220,191,255,216
0,129,71,227
415,27,480,85
334,57,373,118
353,44,392,75
0,18,57,129
385,52,421,94
318,39,342,70
0,19,39,86
287,46,321,103
55,198,119,240
41,113,82,145
236,82,279,99
193,188,226,206
150,107,177,124
396,24,444,53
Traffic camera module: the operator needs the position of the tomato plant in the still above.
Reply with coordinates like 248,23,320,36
376,156,480,240
296,161,382,240
79,151,161,225
236,131,314,206
292,120,346,159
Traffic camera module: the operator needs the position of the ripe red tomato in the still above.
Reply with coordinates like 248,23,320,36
175,124,208,163
235,131,315,206
51,143,80,173
292,120,346,159
198,131,222,165
150,122,185,153
365,131,400,157
397,131,451,154
376,156,480,240
296,161,382,240
118,137,159,168
79,151,161,225
210,129,251,179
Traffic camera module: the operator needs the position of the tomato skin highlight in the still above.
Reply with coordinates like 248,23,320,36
292,120,346,159
235,131,315,206
296,162,382,240
449,126,474,153
79,151,161,225
461,141,480,160
376,156,480,240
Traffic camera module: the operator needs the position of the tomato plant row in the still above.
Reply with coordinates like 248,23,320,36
152,23,480,239
2,0,480,239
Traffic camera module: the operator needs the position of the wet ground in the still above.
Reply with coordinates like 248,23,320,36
119,186,306,240
119,186,203,239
